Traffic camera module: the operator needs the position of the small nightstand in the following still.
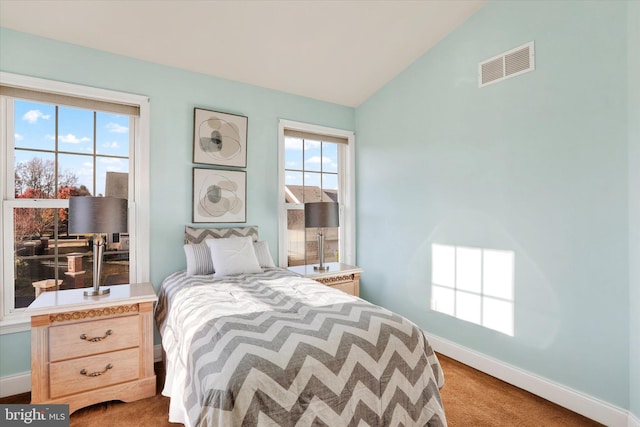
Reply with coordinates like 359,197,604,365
287,262,363,297
26,283,157,414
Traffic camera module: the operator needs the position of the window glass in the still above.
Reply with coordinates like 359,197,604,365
13,100,55,151
322,143,338,173
284,137,303,171
14,151,57,198
5,98,132,315
13,207,60,308
97,157,128,197
283,134,341,266
58,106,94,154
96,113,130,156
58,153,94,195
303,139,322,172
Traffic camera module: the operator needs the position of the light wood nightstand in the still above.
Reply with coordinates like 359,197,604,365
287,262,363,297
26,283,157,414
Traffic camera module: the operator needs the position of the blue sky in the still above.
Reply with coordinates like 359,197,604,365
13,100,130,197
284,137,338,194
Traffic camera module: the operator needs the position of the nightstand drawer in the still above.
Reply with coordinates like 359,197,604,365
328,281,356,295
49,347,140,398
49,315,139,362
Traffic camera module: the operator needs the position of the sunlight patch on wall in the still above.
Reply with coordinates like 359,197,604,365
431,244,515,336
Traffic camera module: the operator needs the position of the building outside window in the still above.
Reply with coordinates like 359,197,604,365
278,120,355,267
0,73,150,331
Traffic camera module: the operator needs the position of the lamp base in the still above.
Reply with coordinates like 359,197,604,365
84,287,110,297
313,265,330,272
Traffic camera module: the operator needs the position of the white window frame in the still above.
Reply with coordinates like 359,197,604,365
0,72,150,334
278,119,356,267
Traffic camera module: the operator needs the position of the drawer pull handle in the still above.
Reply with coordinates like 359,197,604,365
80,329,113,342
80,363,113,377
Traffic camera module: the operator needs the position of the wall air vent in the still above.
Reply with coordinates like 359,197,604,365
479,41,535,87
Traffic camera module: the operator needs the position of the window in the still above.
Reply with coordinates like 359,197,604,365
278,120,355,267
0,72,150,333
431,244,515,336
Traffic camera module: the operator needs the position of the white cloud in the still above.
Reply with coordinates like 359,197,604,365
14,133,24,141
285,138,303,150
22,110,51,124
285,161,300,168
106,122,128,133
59,133,91,144
306,155,333,165
102,141,120,149
101,157,125,172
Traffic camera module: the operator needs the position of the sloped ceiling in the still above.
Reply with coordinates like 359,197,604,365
0,0,486,107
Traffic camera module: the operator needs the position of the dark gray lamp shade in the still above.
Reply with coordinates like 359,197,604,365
304,202,339,228
68,197,128,234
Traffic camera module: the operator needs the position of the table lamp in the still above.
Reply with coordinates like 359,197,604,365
304,202,339,271
68,196,128,296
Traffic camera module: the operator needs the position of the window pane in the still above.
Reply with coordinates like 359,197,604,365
304,173,323,202
483,249,514,300
304,139,322,172
58,106,94,154
96,113,130,156
322,173,338,197
305,226,339,265
285,172,303,203
456,246,481,293
432,244,455,288
6,88,136,318
322,142,338,173
14,100,55,151
285,171,303,187
14,151,57,198
103,171,129,199
282,127,347,268
284,136,303,171
97,158,129,197
286,209,305,266
12,205,131,310
103,233,130,286
13,207,59,308
58,153,94,196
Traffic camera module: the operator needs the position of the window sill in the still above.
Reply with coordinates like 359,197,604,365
0,316,30,335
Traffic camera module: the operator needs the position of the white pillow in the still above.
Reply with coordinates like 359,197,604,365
253,240,276,268
206,236,263,277
184,242,214,276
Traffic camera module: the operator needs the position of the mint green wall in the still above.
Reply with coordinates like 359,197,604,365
629,0,640,419
0,27,354,377
356,0,629,408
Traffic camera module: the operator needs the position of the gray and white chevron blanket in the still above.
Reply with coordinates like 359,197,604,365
156,268,447,427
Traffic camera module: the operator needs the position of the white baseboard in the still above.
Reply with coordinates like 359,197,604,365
0,345,164,398
426,332,630,427
0,371,30,398
630,411,640,427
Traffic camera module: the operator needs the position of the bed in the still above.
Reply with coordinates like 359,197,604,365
155,227,447,426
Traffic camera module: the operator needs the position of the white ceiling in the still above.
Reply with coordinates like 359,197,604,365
0,0,486,107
